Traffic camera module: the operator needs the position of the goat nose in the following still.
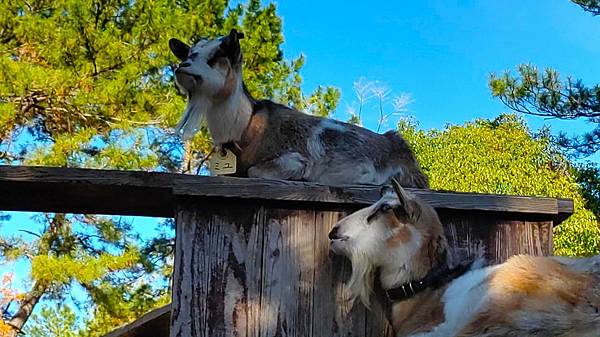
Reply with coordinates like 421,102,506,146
179,62,191,68
328,227,340,240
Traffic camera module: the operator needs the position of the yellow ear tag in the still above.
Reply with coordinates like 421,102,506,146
208,148,237,175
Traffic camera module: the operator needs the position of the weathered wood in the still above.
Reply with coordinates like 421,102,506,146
0,165,574,221
0,165,572,337
259,209,315,336
172,205,558,337
171,202,265,337
440,211,553,264
126,208,559,337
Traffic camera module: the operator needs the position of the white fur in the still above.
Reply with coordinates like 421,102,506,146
247,152,307,180
331,187,600,337
174,38,252,143
305,120,403,184
204,84,252,145
176,95,211,139
330,193,421,306
306,119,348,160
379,225,423,288
413,266,498,337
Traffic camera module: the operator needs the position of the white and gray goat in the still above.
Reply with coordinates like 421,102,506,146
168,29,428,188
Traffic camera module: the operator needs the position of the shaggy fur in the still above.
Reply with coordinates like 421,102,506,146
329,180,600,336
168,30,428,187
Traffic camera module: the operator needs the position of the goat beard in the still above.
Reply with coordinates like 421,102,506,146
348,250,375,309
176,94,212,141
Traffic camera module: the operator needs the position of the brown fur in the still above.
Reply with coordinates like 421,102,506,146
391,287,447,335
457,256,600,337
387,224,413,247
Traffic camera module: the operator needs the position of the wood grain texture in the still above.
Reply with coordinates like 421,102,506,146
259,209,315,336
0,165,573,221
440,211,553,265
148,208,555,337
2,165,561,337
171,206,396,337
171,202,265,337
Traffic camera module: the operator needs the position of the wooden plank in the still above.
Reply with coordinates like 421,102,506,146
557,198,575,223
440,211,553,264
172,177,562,215
0,165,574,222
259,209,316,336
102,304,170,337
488,220,553,264
441,211,488,263
170,203,265,337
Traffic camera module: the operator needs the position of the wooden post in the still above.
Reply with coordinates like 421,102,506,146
171,202,394,337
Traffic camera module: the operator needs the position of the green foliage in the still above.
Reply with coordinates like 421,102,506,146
489,64,600,156
486,1,600,257
24,305,80,337
81,283,170,337
0,0,339,334
574,163,600,217
0,0,339,170
31,250,139,285
399,114,600,256
25,286,170,337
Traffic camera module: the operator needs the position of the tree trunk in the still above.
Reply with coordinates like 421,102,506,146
7,281,46,337
181,141,194,174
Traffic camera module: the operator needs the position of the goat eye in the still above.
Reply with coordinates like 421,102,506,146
189,52,199,60
367,203,392,223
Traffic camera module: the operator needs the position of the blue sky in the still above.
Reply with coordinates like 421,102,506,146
277,0,600,134
2,0,600,327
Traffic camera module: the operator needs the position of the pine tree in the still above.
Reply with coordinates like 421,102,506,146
0,1,339,335
489,1,600,156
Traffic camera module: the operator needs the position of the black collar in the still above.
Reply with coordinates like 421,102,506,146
383,260,475,302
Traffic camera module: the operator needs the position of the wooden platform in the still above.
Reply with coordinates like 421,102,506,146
0,165,575,337
0,165,572,220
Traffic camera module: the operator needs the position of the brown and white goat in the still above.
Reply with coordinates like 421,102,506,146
168,30,428,187
329,180,600,336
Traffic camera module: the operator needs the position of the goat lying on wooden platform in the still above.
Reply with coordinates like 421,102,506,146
168,29,428,187
329,180,600,336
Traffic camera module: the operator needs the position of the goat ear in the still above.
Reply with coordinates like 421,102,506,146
228,29,245,41
391,178,418,219
220,29,244,63
169,38,190,61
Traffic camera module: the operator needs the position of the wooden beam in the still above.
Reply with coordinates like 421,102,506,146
0,165,174,217
102,304,170,337
0,165,574,222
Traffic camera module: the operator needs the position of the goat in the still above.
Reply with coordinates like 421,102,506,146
329,180,600,336
168,30,428,187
